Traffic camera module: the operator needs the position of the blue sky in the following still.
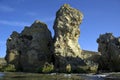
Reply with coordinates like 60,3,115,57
0,0,120,57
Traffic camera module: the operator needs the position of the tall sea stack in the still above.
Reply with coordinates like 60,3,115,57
53,4,85,71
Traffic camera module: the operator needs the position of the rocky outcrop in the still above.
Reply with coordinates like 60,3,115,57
5,4,99,73
97,33,120,71
81,50,101,62
5,20,53,72
53,4,83,57
53,4,83,71
53,4,98,72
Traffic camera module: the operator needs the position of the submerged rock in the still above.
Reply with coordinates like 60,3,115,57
6,20,53,72
97,33,120,71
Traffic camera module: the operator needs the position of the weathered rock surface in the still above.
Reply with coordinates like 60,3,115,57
53,4,83,57
97,33,120,71
53,4,83,71
81,50,101,73
5,4,100,73
81,50,101,62
53,4,98,72
5,20,53,72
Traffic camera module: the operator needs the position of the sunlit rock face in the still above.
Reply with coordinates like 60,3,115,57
53,4,87,71
53,4,83,58
6,20,53,72
97,33,120,71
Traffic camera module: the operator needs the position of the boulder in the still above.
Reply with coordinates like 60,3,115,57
5,20,53,72
97,33,120,71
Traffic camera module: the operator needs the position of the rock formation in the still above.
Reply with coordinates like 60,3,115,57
5,4,99,73
53,4,98,72
53,4,83,57
97,33,120,71
81,50,101,62
5,20,53,72
53,4,83,71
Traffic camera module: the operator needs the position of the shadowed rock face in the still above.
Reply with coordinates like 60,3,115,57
6,20,53,72
97,33,120,71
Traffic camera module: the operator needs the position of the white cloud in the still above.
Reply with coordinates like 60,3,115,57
0,20,30,27
0,5,14,12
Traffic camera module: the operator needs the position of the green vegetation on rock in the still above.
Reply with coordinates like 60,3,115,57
42,62,54,73
1,64,16,72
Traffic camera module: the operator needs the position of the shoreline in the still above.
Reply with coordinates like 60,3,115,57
0,72,120,79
